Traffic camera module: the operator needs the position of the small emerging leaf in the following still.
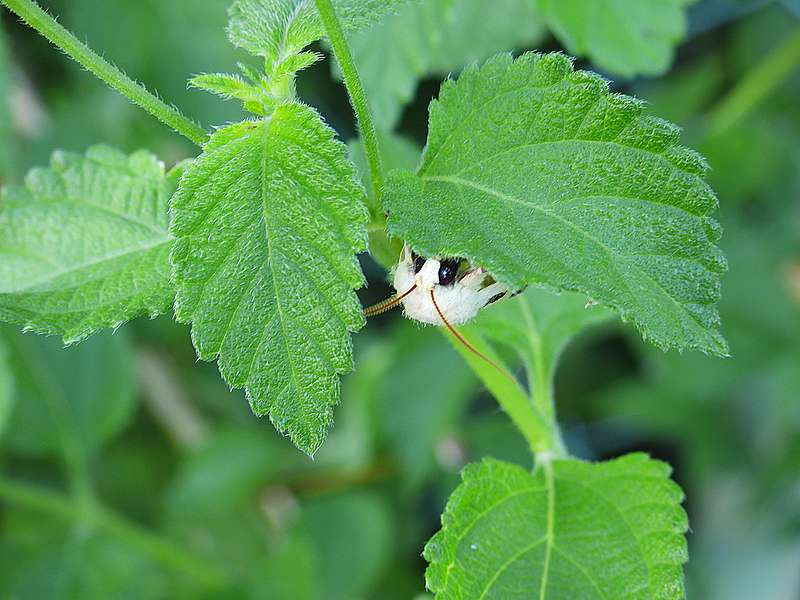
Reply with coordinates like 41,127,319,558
170,105,368,454
228,0,409,66
426,454,688,598
385,52,728,356
0,146,176,344
535,0,694,77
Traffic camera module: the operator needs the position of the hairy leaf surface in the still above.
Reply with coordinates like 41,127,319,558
228,0,408,64
535,0,693,77
425,454,688,599
170,105,368,454
344,0,545,128
0,146,176,343
385,52,727,355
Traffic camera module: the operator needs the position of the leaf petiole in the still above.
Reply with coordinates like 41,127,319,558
1,0,208,146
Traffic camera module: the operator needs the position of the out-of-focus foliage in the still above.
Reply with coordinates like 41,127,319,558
0,0,799,598
0,146,177,343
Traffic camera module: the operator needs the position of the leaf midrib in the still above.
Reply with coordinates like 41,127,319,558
2,237,169,294
422,137,709,219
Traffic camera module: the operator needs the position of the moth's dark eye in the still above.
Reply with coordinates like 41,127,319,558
438,259,459,286
411,251,426,274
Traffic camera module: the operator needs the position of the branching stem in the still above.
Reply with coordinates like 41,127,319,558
314,0,384,213
1,0,208,145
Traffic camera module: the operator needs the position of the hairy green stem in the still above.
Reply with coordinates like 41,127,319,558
707,28,800,137
445,328,562,457
1,0,208,145
314,0,384,212
0,476,226,588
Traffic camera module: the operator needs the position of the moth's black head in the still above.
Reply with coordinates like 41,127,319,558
411,250,426,274
438,259,459,286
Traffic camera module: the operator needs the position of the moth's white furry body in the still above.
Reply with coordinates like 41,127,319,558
392,248,508,326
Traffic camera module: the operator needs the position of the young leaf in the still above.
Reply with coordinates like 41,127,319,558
170,105,368,455
534,0,694,78
385,52,728,356
425,454,688,598
344,0,546,128
227,0,409,64
0,146,176,344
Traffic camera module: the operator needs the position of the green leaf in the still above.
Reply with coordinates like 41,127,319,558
345,0,546,128
425,454,688,599
170,105,368,454
0,145,176,344
1,327,135,457
534,0,694,78
385,52,728,356
228,0,408,66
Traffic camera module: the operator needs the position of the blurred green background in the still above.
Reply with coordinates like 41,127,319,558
0,0,799,598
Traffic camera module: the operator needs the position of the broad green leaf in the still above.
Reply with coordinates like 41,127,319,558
534,0,694,78
385,52,728,356
0,146,176,344
344,0,546,129
0,327,135,457
228,0,409,66
170,105,368,454
0,334,12,435
425,454,688,599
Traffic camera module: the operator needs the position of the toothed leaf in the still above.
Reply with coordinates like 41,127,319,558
426,454,688,599
170,105,368,455
385,52,728,356
535,0,694,77
0,146,176,344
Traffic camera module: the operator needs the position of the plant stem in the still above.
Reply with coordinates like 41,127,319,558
707,28,800,137
0,476,226,588
1,0,208,146
444,328,558,457
314,0,384,211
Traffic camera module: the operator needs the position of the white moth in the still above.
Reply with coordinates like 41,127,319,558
363,245,519,376
391,245,512,325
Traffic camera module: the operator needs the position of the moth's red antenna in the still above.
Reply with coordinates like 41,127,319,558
429,289,516,382
363,284,418,317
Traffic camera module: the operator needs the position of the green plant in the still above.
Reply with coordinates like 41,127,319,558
0,0,749,597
